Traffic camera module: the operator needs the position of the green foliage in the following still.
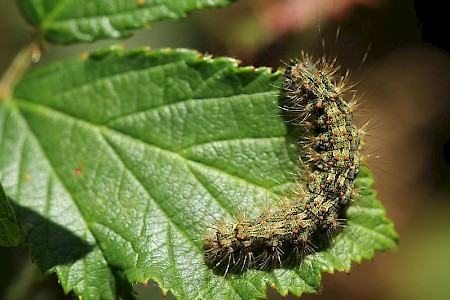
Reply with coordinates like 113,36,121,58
0,1,398,299
17,0,236,43
0,182,21,246
1,47,397,299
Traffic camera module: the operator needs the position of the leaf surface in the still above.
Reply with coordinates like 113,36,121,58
17,0,236,43
0,181,21,246
0,47,398,299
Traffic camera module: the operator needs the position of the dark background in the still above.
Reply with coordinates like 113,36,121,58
1,0,449,299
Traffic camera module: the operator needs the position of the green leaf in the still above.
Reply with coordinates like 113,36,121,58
0,181,21,246
17,0,237,44
0,47,398,299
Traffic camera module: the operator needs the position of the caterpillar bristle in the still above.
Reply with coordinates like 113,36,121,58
205,53,363,275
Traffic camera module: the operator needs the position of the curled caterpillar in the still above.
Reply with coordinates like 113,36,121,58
204,53,362,275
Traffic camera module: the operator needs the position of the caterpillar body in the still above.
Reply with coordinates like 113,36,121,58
204,53,362,275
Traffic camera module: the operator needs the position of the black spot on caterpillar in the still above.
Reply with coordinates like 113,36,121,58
204,52,362,275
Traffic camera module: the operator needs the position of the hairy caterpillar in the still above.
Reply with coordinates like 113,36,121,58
204,52,362,275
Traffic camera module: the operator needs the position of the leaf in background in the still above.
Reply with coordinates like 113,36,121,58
0,47,398,300
17,0,237,44
0,181,21,246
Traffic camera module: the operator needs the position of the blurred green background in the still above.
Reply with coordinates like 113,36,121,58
1,0,450,299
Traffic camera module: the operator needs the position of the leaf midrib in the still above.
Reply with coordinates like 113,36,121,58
13,97,283,188
9,99,207,296
9,95,287,265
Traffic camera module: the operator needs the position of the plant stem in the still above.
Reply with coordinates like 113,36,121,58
0,42,40,101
